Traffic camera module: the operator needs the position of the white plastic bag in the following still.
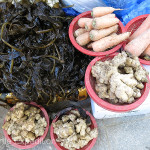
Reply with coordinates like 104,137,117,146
61,0,106,13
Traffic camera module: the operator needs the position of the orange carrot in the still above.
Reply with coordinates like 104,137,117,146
78,18,92,28
89,25,118,41
92,17,119,29
142,45,150,60
92,7,122,17
85,19,93,31
87,42,93,49
125,29,150,56
76,32,91,46
92,32,130,52
74,28,87,37
128,15,150,42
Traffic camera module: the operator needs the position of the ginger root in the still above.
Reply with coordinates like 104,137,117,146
2,102,47,143
53,110,98,150
91,52,148,104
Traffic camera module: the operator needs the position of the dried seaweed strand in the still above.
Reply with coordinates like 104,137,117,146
9,49,14,74
1,22,22,52
59,85,66,97
43,55,64,63
51,49,56,74
38,38,56,49
23,76,31,87
52,95,57,103
49,16,72,19
54,43,61,59
9,58,14,74
36,28,53,34
46,94,52,106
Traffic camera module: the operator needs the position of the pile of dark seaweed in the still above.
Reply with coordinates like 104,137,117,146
0,1,92,105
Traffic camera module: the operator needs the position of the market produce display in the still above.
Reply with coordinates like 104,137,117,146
0,1,92,105
53,109,98,150
125,14,150,60
91,52,148,104
0,1,149,149
74,7,130,52
2,102,47,143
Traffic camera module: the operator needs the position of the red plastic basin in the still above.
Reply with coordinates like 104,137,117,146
69,11,125,57
124,14,150,65
85,53,150,112
50,109,98,150
3,102,49,149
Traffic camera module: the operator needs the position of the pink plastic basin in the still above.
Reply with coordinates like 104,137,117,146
85,53,150,112
69,11,125,57
3,102,49,149
50,109,98,150
124,14,150,65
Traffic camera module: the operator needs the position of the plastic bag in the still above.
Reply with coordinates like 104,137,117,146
122,0,150,25
62,8,80,16
102,0,137,18
137,0,145,4
61,0,106,13
102,0,137,8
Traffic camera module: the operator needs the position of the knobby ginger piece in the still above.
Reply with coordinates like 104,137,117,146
111,52,127,67
124,66,134,74
53,110,98,150
110,73,135,102
95,82,109,99
92,61,117,84
91,52,148,104
125,56,140,68
136,82,144,89
134,66,148,82
2,102,47,143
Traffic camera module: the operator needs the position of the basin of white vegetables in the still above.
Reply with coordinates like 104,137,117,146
2,102,49,149
85,52,150,112
69,10,125,57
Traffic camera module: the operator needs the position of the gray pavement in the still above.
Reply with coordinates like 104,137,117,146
0,100,150,150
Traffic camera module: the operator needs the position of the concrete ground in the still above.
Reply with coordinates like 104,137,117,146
0,100,150,150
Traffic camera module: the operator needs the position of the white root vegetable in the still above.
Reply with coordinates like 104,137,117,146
92,7,121,17
85,19,93,31
87,42,93,49
92,33,117,52
76,32,91,46
92,32,131,52
125,28,150,56
74,28,86,37
100,13,116,18
128,15,150,42
78,18,92,28
92,17,119,29
89,25,118,41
